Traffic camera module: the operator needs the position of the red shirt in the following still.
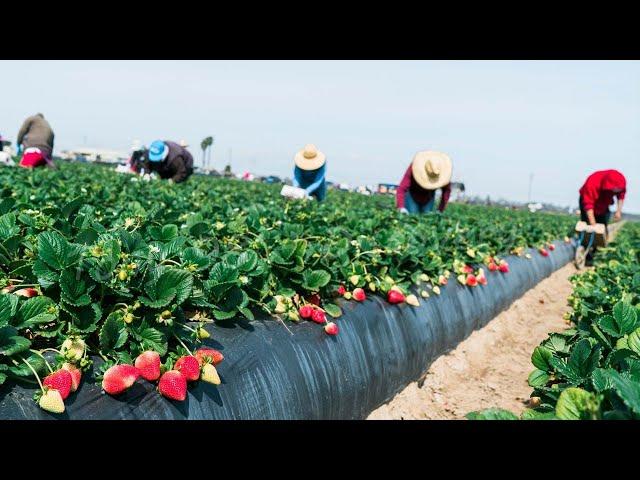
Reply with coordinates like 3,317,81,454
579,170,626,215
396,165,451,211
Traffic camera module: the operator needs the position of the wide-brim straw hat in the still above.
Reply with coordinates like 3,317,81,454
179,139,189,148
294,144,326,171
411,151,453,190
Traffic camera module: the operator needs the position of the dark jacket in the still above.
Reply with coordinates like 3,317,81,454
146,141,194,183
16,114,55,157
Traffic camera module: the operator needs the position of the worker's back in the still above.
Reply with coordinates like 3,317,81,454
17,114,55,156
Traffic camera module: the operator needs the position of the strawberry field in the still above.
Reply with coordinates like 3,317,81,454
0,161,577,416
469,222,640,420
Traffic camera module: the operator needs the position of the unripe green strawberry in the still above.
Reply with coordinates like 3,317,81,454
420,290,429,298
405,294,420,307
61,337,85,362
349,275,360,286
39,388,65,414
368,282,376,292
197,327,210,339
160,310,172,319
118,270,128,281
201,363,221,385
432,286,441,295
288,311,300,322
419,273,429,282
123,312,135,324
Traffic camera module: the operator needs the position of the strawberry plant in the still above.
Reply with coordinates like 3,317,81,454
469,222,640,420
0,161,575,413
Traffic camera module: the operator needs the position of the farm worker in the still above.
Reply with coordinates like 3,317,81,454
579,169,626,225
128,140,148,173
396,151,452,214
293,144,327,202
145,140,194,183
16,113,56,169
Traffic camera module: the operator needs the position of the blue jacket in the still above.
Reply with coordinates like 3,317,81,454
293,163,326,200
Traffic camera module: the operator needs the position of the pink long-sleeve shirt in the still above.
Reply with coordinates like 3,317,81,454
396,165,451,211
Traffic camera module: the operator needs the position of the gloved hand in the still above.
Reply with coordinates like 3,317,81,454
399,208,409,215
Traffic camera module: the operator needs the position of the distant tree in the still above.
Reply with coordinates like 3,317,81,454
200,136,214,168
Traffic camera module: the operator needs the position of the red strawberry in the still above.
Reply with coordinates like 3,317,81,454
43,369,73,400
352,288,366,302
477,274,488,286
1,285,15,294
311,309,326,324
324,322,339,335
466,274,478,287
337,285,346,295
488,262,499,272
299,305,314,319
159,370,187,401
307,294,321,306
548,244,556,251
102,364,140,395
61,363,82,392
539,248,549,257
499,263,509,273
194,348,224,366
387,290,405,304
134,351,161,381
14,288,38,297
463,265,474,274
438,275,448,285
174,355,201,381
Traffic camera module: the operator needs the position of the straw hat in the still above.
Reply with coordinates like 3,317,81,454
179,140,189,148
294,144,326,171
411,151,452,190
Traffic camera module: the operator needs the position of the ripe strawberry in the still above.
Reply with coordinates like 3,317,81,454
488,262,499,272
158,370,187,401
539,248,549,257
39,388,65,414
311,309,327,324
405,294,420,306
201,363,221,385
1,285,15,294
194,348,224,366
61,363,82,392
548,243,556,251
466,274,478,287
324,322,339,335
352,288,366,302
499,263,509,273
477,271,488,286
438,275,448,285
307,294,321,306
336,285,346,296
299,305,314,319
14,287,38,297
462,265,474,274
174,355,201,381
387,289,405,304
102,364,140,395
134,351,161,381
43,369,73,400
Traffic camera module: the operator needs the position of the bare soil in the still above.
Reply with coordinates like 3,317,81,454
367,262,577,420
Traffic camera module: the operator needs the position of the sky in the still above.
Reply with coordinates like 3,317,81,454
1,60,638,212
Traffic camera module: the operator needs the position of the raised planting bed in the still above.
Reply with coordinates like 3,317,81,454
0,240,574,419
0,161,577,417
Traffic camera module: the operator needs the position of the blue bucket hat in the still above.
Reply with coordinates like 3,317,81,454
148,140,168,162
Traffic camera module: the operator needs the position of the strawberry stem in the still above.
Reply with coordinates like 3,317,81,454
173,335,193,355
18,355,44,392
29,350,54,373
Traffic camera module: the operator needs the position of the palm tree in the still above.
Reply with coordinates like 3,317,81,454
200,136,214,168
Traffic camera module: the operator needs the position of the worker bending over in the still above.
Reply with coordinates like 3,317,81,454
396,151,452,214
